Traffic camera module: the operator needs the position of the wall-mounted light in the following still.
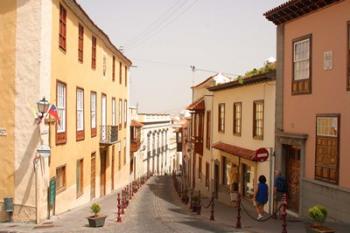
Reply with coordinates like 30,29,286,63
37,97,50,120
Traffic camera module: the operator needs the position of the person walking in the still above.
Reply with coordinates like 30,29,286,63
254,175,268,220
273,170,287,218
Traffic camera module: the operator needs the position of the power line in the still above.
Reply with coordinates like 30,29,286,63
126,0,200,51
124,0,187,47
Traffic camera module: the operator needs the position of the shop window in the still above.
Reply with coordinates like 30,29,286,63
315,115,339,184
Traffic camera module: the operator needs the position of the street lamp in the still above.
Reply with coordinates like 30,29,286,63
37,97,50,120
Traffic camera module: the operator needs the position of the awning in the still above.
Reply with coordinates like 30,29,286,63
131,120,144,128
212,142,256,161
186,97,205,111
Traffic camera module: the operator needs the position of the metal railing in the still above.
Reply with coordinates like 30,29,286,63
100,125,118,145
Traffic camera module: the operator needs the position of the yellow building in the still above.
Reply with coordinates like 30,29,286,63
0,0,132,222
208,70,276,211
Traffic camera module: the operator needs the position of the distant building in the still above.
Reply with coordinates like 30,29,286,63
265,0,350,223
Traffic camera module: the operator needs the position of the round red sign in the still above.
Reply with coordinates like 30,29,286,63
254,148,269,162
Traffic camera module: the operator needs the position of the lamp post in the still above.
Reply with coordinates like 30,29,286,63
36,97,50,123
34,97,51,223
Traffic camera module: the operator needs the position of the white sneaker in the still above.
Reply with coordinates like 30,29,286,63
257,214,263,220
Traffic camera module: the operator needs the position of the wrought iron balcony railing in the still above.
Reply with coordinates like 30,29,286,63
100,125,118,145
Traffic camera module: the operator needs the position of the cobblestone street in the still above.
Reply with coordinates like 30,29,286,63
0,176,349,233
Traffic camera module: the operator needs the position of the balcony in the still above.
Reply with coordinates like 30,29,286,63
100,125,118,145
130,137,141,152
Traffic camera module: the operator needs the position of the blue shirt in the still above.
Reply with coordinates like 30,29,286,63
256,183,268,204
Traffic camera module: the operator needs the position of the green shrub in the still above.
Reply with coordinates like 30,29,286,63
308,205,327,224
90,203,101,217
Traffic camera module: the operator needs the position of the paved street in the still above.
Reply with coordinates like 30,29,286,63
0,176,349,233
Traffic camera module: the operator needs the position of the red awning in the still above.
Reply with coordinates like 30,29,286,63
186,97,205,111
212,142,256,161
131,120,144,128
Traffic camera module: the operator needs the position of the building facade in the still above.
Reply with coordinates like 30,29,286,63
0,0,132,222
208,71,276,211
265,0,350,223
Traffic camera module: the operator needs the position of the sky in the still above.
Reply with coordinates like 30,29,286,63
77,0,286,114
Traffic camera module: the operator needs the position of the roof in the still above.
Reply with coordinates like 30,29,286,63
208,71,275,92
131,120,144,128
212,142,256,161
65,0,132,66
186,97,205,111
191,75,216,89
264,0,343,25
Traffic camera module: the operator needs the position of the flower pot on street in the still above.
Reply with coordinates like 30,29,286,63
305,205,335,233
87,215,107,227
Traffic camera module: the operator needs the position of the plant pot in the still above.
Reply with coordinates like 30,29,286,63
87,215,107,227
305,224,335,233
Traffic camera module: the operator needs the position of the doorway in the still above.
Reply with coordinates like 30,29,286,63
214,163,219,198
284,145,301,213
90,153,96,200
100,150,107,196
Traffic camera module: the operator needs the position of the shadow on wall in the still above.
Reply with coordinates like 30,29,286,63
15,125,40,207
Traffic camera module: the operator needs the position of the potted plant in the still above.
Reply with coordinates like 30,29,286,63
87,203,107,227
305,205,335,233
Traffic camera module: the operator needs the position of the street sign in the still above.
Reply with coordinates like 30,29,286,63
254,148,269,162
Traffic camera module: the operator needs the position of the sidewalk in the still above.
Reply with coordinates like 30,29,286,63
196,196,350,233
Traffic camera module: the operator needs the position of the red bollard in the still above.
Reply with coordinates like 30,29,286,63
235,192,242,229
116,193,122,222
281,193,288,233
121,191,125,214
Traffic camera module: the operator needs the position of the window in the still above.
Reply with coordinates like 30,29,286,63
125,65,128,87
59,4,66,51
119,62,122,84
112,56,116,81
76,88,84,141
292,35,311,94
90,91,97,137
56,165,66,193
78,24,84,62
347,23,350,91
206,111,211,149
205,162,209,188
56,81,66,144
315,115,339,184
118,99,122,128
218,103,225,132
91,36,96,69
198,156,202,179
76,159,83,197
233,102,242,136
124,99,127,128
112,98,116,126
253,101,264,139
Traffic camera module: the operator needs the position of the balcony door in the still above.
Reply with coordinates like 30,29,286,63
100,149,107,196
101,94,107,141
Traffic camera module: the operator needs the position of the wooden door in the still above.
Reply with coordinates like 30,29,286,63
285,145,300,213
90,153,96,200
214,164,219,198
111,147,115,191
100,151,107,196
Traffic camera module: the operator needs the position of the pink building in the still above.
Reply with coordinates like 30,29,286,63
265,0,350,223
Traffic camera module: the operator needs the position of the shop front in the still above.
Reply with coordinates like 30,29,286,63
212,142,271,210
